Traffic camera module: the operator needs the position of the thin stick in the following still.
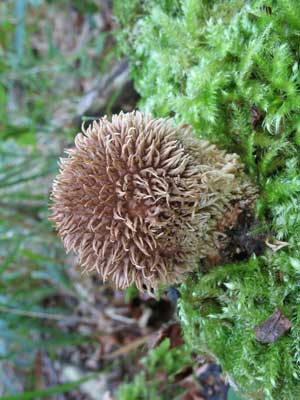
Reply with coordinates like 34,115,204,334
101,333,156,360
0,304,98,325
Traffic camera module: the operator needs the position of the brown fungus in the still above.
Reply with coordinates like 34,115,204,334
49,111,256,292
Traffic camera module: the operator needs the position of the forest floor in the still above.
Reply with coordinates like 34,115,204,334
0,1,228,399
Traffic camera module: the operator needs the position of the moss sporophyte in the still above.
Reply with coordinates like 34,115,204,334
49,111,256,293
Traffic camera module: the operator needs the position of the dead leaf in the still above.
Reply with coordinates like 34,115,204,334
265,239,289,252
174,366,193,383
150,322,184,349
255,307,292,343
180,376,205,400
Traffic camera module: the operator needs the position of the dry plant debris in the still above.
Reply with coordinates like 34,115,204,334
255,307,292,344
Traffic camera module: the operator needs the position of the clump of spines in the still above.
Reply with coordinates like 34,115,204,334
50,111,255,292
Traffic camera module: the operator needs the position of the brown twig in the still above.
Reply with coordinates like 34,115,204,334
0,304,98,325
101,333,156,360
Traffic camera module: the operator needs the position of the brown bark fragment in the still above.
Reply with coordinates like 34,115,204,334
254,307,292,343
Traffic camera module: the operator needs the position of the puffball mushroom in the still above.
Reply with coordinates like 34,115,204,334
49,111,256,292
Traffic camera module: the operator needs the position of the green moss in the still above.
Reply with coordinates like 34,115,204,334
114,0,300,398
179,252,300,399
116,339,192,400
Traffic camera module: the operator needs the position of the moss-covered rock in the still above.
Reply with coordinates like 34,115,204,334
114,0,300,398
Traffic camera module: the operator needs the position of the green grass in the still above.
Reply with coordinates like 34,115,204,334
0,0,117,396
117,339,192,400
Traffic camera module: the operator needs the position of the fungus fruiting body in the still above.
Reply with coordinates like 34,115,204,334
50,111,256,292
